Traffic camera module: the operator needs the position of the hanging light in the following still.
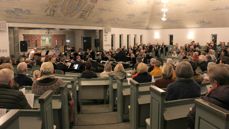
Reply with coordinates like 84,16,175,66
161,8,168,12
161,17,167,21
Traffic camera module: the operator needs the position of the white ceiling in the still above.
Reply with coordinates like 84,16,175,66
0,0,229,29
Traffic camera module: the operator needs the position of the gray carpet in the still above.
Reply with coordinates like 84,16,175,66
75,104,130,129
81,104,111,114
77,112,118,125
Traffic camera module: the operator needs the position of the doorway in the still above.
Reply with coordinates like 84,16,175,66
211,34,217,44
83,37,92,50
169,34,173,45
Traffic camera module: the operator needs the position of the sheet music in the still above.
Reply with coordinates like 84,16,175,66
19,88,26,94
0,109,7,118
25,94,35,108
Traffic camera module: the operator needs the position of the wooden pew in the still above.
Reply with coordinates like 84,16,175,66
78,77,110,103
39,90,54,129
0,90,54,129
116,77,131,122
195,99,229,129
109,75,118,111
129,79,154,129
30,85,69,129
146,86,195,129
56,74,78,118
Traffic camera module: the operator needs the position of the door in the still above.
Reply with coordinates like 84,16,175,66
83,37,92,50
169,34,173,45
211,34,217,44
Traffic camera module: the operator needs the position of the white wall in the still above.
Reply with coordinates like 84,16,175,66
0,24,10,56
150,28,229,46
103,28,151,50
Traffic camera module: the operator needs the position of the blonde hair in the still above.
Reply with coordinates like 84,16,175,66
114,63,125,73
162,63,174,79
17,62,27,74
40,62,54,76
33,70,41,80
104,62,112,72
136,63,148,74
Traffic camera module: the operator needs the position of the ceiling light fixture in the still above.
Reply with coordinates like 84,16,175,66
161,0,169,22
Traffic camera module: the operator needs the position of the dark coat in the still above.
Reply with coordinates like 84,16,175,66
187,85,229,129
166,78,201,101
133,72,152,83
14,74,33,87
155,78,174,89
55,62,68,73
0,84,31,109
81,70,98,78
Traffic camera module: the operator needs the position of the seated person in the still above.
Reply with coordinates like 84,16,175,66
80,61,98,78
110,63,126,79
55,57,68,73
188,64,229,129
14,62,33,87
166,61,201,101
33,70,41,81
150,59,162,77
100,62,113,78
0,68,31,109
155,63,175,88
133,63,152,83
32,62,64,95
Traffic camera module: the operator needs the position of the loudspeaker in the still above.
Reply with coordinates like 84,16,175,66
20,41,28,52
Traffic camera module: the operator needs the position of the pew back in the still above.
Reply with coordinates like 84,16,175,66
150,86,195,129
195,99,229,129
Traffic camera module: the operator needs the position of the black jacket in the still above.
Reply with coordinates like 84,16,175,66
187,85,229,129
166,78,201,101
133,72,152,83
81,70,98,78
0,84,31,109
14,74,33,87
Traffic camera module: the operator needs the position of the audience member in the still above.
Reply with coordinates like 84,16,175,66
150,59,162,77
32,62,64,95
166,61,201,101
0,68,31,109
100,62,113,78
14,62,33,87
155,63,175,88
133,63,152,83
80,61,98,78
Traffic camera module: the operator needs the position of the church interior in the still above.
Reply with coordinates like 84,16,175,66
0,0,229,129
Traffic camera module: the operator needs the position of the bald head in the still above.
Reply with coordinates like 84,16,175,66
0,68,14,86
17,62,28,74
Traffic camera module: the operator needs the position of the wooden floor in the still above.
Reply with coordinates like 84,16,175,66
73,104,131,129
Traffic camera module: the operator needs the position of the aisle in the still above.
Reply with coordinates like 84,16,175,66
73,104,130,129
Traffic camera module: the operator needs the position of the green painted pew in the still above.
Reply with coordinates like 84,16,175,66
195,99,229,129
146,86,195,129
129,79,154,129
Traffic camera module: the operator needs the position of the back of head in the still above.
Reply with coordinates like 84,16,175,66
137,62,148,74
17,62,28,74
0,68,14,86
175,61,194,79
208,64,229,86
40,62,54,76
162,63,174,79
114,63,124,73
220,56,229,64
85,61,92,70
104,62,112,72
150,58,156,65
0,63,14,70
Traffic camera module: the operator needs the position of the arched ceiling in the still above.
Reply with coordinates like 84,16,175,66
0,0,229,29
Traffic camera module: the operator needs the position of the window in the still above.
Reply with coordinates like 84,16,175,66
127,34,130,49
119,34,123,48
111,34,115,50
140,35,143,44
